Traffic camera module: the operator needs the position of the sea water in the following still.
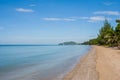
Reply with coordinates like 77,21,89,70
0,45,90,80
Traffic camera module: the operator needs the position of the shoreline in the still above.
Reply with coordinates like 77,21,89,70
63,46,98,80
63,46,120,80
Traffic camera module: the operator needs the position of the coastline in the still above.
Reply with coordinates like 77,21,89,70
63,46,120,80
63,46,98,80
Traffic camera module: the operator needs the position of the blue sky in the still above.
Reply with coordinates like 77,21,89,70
0,0,120,44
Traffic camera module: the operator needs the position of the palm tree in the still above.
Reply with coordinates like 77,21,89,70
115,19,120,49
105,28,117,47
98,19,113,46
116,19,120,23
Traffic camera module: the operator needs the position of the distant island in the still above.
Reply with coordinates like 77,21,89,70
58,41,80,45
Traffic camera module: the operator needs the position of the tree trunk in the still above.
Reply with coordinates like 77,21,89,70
117,42,120,49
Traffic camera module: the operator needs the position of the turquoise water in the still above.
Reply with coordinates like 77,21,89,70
0,45,90,80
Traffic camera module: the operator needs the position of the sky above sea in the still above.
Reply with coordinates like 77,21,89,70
0,0,120,44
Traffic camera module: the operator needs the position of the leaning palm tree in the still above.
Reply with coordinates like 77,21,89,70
105,28,118,47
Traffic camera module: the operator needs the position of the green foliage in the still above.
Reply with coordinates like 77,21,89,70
115,23,120,48
97,19,113,45
82,38,98,45
116,19,120,23
82,19,120,48
115,23,120,36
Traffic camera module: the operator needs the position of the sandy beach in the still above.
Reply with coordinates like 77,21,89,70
63,46,120,80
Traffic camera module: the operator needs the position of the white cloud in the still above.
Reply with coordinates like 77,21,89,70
29,4,36,7
16,8,34,12
42,16,111,22
79,17,89,19
103,2,114,6
77,16,111,22
71,16,106,21
43,18,61,21
89,16,105,21
88,16,105,22
63,18,75,21
94,11,120,16
42,18,75,21
71,17,89,19
88,16,111,22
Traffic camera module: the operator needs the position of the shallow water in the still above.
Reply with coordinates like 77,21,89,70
0,45,90,80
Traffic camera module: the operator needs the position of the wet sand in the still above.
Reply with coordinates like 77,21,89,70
63,46,120,80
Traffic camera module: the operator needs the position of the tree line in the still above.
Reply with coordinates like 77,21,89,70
82,19,120,48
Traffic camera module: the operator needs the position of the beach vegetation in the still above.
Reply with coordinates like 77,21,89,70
115,20,120,48
82,19,120,48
